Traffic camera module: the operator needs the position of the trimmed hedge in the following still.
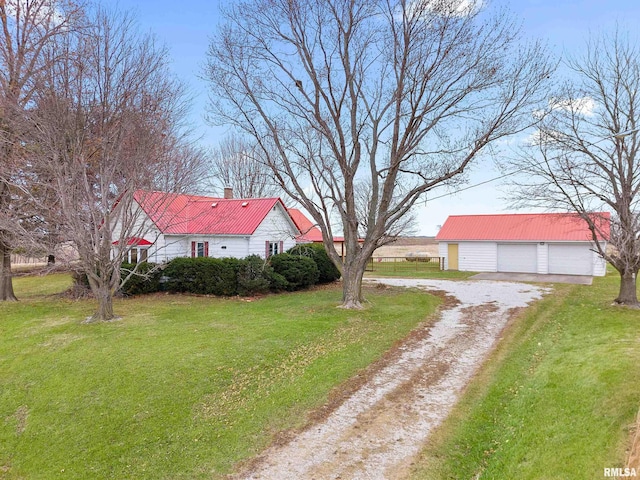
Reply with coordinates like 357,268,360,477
269,253,319,291
120,262,162,295
162,257,240,296
237,255,275,296
115,252,327,297
72,263,163,297
287,243,341,284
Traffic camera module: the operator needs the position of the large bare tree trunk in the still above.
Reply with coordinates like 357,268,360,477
0,239,17,302
341,261,366,309
91,288,116,322
84,276,117,322
615,269,639,306
0,181,17,302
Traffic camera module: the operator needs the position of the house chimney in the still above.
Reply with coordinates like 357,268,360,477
223,187,233,199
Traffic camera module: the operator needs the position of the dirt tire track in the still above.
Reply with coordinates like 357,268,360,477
234,279,549,480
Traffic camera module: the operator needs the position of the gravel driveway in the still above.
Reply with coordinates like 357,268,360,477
238,278,549,480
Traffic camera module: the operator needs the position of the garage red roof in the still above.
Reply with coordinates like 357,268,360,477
435,212,610,242
134,191,293,235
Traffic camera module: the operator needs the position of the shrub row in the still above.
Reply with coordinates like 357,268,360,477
118,245,341,297
287,243,341,284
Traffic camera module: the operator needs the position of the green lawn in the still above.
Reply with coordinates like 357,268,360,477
411,273,640,479
0,274,439,479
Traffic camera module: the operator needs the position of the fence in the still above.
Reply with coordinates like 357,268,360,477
10,254,47,265
366,256,444,273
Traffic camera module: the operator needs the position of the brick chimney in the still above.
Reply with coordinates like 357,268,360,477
223,187,233,199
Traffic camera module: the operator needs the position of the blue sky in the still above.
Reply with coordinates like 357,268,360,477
117,0,640,235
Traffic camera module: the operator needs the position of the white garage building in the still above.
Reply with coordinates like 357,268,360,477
436,213,609,276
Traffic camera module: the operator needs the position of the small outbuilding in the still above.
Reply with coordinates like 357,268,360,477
436,213,609,276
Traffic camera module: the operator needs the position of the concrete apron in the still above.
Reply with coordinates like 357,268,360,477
469,272,593,285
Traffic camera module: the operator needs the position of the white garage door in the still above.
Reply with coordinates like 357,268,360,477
548,243,593,275
497,243,537,273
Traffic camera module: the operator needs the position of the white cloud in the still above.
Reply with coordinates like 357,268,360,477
5,0,65,27
524,128,572,147
400,0,484,22
524,128,545,147
549,96,596,117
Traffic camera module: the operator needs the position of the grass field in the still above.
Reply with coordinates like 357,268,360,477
411,272,640,479
0,274,439,479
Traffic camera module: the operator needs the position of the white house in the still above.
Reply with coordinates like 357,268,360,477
436,213,610,276
114,190,300,263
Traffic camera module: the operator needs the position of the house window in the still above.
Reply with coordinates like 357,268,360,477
266,240,284,258
125,247,149,264
191,241,209,258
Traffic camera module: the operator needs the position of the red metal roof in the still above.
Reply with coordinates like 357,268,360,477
435,212,610,242
286,208,352,243
288,208,324,242
112,237,153,246
134,191,293,236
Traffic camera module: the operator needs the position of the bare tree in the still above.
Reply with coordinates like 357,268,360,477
509,29,640,306
354,179,418,245
0,0,83,301
156,135,210,195
25,6,201,321
207,133,281,198
205,0,554,308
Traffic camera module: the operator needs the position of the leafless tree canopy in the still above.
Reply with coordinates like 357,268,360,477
19,6,204,320
0,0,84,301
207,133,281,198
205,0,554,307
509,29,640,305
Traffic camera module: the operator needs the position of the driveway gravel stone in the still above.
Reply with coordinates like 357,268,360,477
237,278,550,480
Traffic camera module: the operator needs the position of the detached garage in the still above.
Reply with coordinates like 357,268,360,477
436,213,609,277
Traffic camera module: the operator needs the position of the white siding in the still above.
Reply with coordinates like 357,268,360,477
458,242,497,272
206,236,250,259
144,232,165,263
438,242,448,269
537,243,548,275
250,203,298,257
153,235,251,261
593,242,607,276
139,235,183,263
111,201,163,262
